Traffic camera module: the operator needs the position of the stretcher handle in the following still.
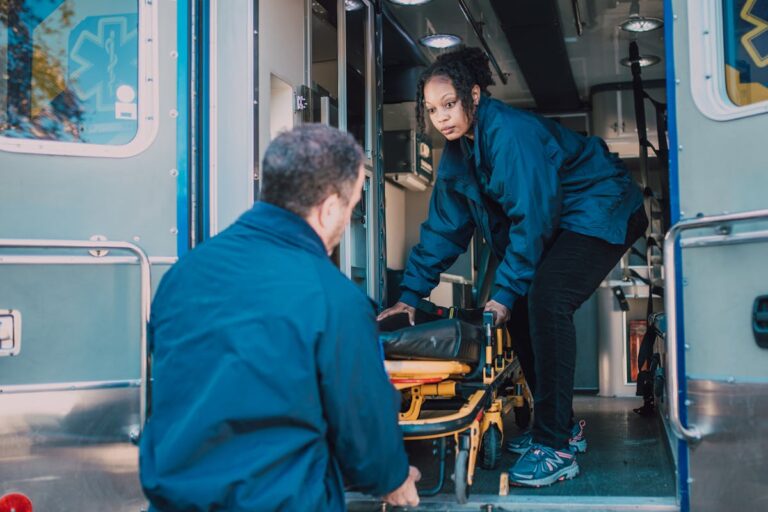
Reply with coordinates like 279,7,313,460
483,312,495,379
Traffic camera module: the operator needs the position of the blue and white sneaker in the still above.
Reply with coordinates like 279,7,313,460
508,443,580,487
505,420,588,454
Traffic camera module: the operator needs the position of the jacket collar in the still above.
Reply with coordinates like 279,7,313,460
240,201,328,258
472,95,491,172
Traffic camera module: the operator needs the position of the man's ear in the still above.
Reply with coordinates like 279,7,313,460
318,192,341,229
472,84,481,105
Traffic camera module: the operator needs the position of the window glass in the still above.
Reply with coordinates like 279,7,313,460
723,0,768,106
311,0,338,124
0,0,139,144
345,2,367,151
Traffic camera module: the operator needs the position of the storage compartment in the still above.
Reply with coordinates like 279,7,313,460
383,129,433,191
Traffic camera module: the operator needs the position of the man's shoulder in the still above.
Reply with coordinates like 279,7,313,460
313,258,368,304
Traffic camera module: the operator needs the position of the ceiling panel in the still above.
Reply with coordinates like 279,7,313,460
382,0,665,108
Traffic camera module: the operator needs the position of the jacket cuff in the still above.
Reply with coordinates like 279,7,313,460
491,288,518,310
399,290,423,308
377,454,411,497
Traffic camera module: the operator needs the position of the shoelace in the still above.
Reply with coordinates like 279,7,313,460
527,444,553,459
572,419,586,440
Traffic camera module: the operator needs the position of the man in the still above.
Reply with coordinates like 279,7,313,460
140,124,420,511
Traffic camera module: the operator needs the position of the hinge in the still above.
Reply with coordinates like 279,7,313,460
295,94,307,112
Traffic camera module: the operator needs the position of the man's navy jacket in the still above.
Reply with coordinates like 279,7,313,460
401,95,644,309
140,202,409,511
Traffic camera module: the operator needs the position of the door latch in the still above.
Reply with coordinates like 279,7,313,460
753,295,768,349
612,286,630,312
0,309,21,357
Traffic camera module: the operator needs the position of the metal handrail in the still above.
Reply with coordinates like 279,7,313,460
0,239,151,429
664,209,768,442
457,0,508,85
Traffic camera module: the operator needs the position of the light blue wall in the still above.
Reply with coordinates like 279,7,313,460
673,0,768,380
674,3,768,219
0,1,179,384
0,1,179,257
0,264,169,385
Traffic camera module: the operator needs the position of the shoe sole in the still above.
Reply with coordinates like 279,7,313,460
510,463,580,487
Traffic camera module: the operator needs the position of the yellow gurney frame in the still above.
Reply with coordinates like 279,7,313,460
384,313,532,503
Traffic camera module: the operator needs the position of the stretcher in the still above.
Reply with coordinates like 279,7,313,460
380,310,532,503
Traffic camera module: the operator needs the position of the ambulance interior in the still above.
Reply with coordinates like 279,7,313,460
309,0,677,507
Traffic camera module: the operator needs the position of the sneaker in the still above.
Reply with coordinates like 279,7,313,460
569,419,587,453
508,443,580,487
505,420,588,454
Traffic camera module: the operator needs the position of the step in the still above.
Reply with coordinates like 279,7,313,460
347,494,679,511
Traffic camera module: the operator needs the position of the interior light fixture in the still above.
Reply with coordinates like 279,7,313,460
620,54,661,67
388,0,433,5
345,0,364,11
620,0,663,33
419,33,462,49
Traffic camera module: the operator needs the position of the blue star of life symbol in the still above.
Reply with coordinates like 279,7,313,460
69,16,139,111
741,0,768,67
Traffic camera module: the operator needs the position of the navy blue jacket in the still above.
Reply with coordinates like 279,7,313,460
140,202,409,511
401,96,643,308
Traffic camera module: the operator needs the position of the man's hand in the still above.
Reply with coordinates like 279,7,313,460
484,300,510,326
383,465,421,508
376,302,416,326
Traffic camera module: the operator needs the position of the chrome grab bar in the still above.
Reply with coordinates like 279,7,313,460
0,239,152,429
664,209,768,442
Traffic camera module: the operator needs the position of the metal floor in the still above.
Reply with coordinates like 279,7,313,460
348,396,678,511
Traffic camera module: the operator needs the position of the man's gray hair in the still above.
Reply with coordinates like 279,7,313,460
260,124,364,217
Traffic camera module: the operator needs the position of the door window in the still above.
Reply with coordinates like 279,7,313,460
723,0,768,106
0,0,157,156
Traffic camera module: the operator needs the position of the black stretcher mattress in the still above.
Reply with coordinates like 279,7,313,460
379,318,483,364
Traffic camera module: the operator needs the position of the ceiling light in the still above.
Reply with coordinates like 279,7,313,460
345,0,364,11
388,0,433,5
620,55,661,67
620,16,663,32
620,0,663,33
419,33,462,49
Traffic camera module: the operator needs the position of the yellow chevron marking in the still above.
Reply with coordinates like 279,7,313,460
741,0,768,67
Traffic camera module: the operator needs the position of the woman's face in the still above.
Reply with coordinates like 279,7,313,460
423,76,478,141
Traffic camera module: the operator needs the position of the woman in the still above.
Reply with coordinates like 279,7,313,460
377,47,648,487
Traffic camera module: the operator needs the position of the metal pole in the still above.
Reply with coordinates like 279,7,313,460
456,0,507,85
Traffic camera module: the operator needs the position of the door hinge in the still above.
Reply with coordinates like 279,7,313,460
295,94,307,112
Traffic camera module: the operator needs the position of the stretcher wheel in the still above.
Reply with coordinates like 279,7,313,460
479,425,502,470
514,398,531,429
453,448,471,504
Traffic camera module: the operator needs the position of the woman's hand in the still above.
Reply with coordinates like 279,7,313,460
377,301,416,326
484,300,510,327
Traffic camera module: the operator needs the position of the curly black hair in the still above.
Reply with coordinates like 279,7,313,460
416,47,495,134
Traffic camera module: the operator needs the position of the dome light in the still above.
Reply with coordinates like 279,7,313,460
345,0,364,11
388,0,433,5
620,0,663,33
419,33,462,49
